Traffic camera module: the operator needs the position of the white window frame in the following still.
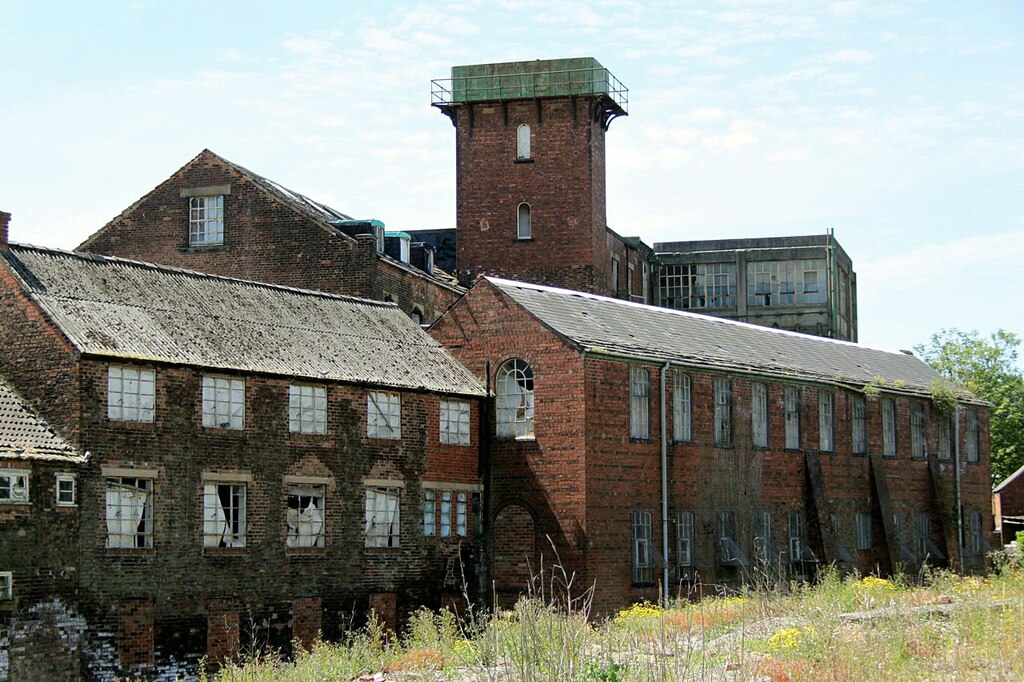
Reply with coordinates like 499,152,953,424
440,399,471,445
55,473,76,507
819,391,834,452
367,391,401,440
203,482,246,548
202,375,244,430
289,384,327,435
423,490,436,537
189,195,224,245
751,383,768,448
457,491,468,537
105,476,154,549
517,203,532,240
630,366,651,440
0,572,11,601
882,398,897,457
852,396,867,455
911,402,927,460
632,509,654,584
0,468,29,504
365,487,401,548
713,378,732,446
856,512,872,551
287,485,326,548
107,365,156,423
516,123,531,159
440,490,452,537
785,386,801,450
673,371,692,442
496,358,535,439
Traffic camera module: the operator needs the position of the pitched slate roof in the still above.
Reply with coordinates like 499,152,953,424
1,244,484,396
487,277,978,402
0,378,84,462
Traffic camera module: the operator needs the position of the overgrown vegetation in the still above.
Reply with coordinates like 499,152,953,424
203,567,1024,681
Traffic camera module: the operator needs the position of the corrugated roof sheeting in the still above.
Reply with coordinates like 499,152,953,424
0,379,84,462
5,246,485,396
489,277,976,401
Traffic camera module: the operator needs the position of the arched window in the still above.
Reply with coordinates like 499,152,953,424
496,358,534,438
517,124,531,159
517,203,532,240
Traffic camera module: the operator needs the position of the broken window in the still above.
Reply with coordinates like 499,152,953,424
367,391,401,439
56,473,76,507
755,511,773,565
517,203,532,240
287,485,325,548
911,402,927,460
965,409,980,463
818,391,834,452
105,477,153,548
714,378,732,447
747,260,826,306
882,398,897,457
189,195,224,245
673,371,692,442
852,396,867,455
831,514,855,563
440,399,471,445
203,482,246,548
717,510,748,566
108,365,155,422
676,510,696,582
855,513,872,551
659,263,735,310
422,490,436,537
632,509,654,584
0,572,11,600
788,512,817,564
365,487,400,548
516,123,531,160
289,384,327,435
202,375,244,430
0,468,29,504
751,383,768,448
630,366,650,440
785,386,801,449
496,359,535,439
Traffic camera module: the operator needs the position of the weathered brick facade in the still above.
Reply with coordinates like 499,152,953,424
430,279,993,614
77,150,463,324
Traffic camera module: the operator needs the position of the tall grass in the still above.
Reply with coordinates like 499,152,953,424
206,566,1024,681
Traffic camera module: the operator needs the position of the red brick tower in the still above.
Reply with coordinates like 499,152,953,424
433,58,627,294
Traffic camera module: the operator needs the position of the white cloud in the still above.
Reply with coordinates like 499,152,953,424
825,48,874,64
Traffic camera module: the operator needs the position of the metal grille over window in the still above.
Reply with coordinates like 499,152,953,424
855,513,872,551
630,366,650,439
673,371,692,442
189,195,224,245
911,403,927,460
714,378,732,446
287,485,325,548
365,487,400,548
882,398,896,457
496,359,535,439
105,477,153,548
440,399,471,445
202,376,244,429
203,483,246,548
632,509,654,584
785,386,801,449
289,384,327,435
108,365,156,422
0,469,29,503
367,391,401,439
751,383,768,447
852,396,867,455
819,391,834,451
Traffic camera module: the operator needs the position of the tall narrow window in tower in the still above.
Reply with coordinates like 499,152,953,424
516,124,531,159
496,359,535,439
517,203,531,240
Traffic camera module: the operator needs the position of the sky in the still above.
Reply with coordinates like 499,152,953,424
1,0,1022,363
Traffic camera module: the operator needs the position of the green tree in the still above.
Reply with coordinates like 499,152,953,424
915,329,1024,484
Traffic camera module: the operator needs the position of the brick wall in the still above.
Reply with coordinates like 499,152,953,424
78,150,460,323
453,99,612,294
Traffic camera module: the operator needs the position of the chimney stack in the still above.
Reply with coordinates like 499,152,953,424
0,211,10,250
